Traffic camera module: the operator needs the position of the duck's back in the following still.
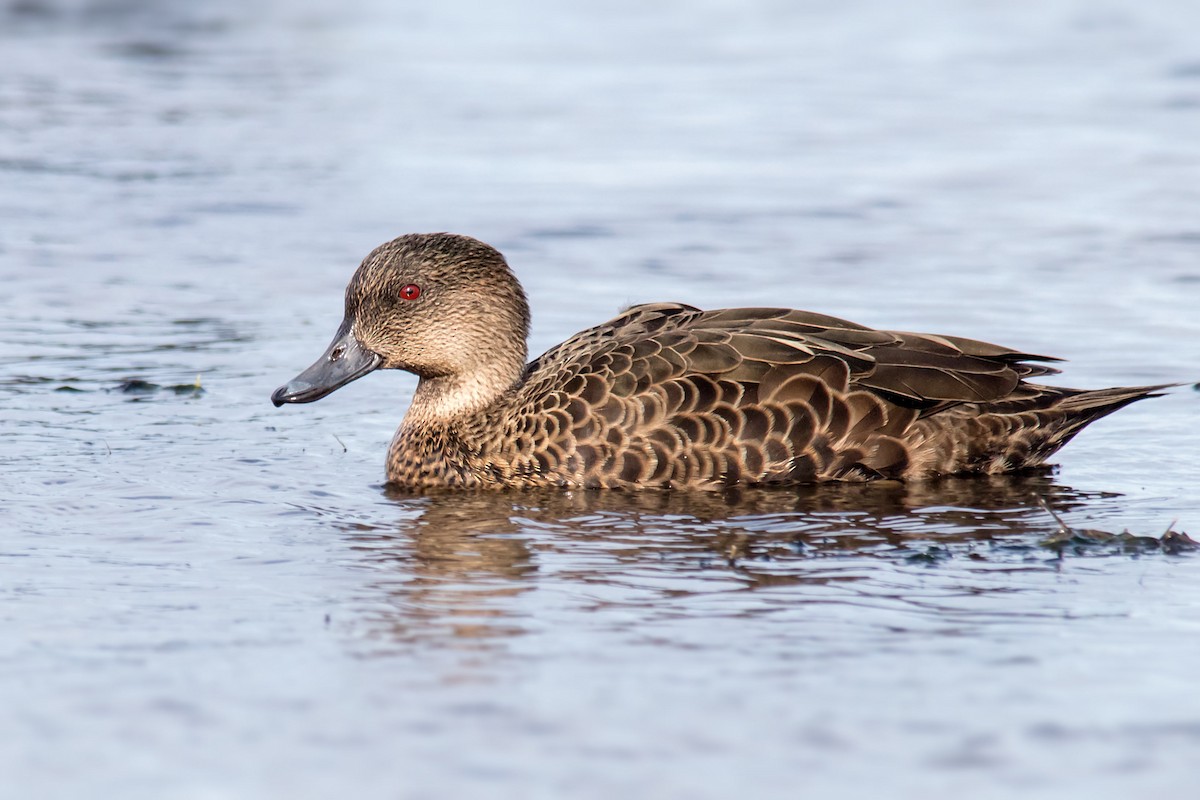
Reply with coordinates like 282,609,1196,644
398,303,1159,489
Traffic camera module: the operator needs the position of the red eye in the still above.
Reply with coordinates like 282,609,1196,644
400,284,421,301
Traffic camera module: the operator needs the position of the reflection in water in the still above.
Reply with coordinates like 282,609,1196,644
342,498,539,653
340,472,1133,654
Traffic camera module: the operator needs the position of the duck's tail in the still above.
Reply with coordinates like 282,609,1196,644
908,383,1174,477
1053,383,1173,416
1036,382,1174,459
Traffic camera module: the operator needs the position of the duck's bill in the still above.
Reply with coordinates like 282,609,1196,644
271,323,382,407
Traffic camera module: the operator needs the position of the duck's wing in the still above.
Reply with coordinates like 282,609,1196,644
684,306,1062,410
501,303,1071,487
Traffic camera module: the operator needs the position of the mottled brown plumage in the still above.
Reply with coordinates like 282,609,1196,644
272,233,1166,490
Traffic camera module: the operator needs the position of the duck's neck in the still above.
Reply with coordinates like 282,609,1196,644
387,360,525,488
402,354,525,429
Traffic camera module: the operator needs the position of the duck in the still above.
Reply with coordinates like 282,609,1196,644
271,232,1166,490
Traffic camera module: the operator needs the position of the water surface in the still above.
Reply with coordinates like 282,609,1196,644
3,1,1200,798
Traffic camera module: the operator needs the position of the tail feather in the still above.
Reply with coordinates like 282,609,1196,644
906,383,1174,476
1054,383,1175,414
1042,383,1172,452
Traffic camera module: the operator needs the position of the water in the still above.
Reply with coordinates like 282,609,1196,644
3,1,1200,797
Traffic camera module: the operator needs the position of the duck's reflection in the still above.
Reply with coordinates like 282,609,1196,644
342,495,538,652
340,472,1113,653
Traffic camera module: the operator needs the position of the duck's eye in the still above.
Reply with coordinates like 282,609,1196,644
399,284,422,301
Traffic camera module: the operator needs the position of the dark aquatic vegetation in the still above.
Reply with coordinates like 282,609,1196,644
273,233,1167,490
1038,499,1198,556
113,378,205,398
1042,525,1198,557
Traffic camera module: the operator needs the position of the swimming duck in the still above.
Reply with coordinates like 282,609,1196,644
272,233,1164,490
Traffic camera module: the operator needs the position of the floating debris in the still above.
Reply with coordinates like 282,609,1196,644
1037,497,1197,555
169,374,205,397
113,377,206,398
906,545,953,564
1161,524,1199,556
118,379,159,394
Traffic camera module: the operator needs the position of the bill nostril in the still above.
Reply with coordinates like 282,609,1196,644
330,345,346,362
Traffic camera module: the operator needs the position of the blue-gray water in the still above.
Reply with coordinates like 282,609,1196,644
3,1,1200,798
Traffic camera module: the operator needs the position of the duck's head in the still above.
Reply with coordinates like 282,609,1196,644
271,233,531,411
